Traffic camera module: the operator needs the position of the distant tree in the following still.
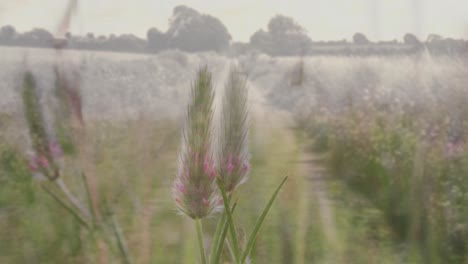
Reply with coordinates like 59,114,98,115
250,29,273,54
147,27,168,52
231,41,252,55
105,34,145,52
166,5,232,52
0,25,16,42
109,34,117,40
353,33,370,44
403,33,420,45
250,15,312,56
267,15,304,36
16,28,53,47
30,28,53,42
84,35,108,50
427,34,443,42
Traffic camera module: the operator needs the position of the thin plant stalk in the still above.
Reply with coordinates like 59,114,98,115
196,218,207,264
212,201,238,264
111,214,132,264
225,239,237,264
216,178,241,263
41,183,91,229
56,178,91,218
81,173,96,223
209,213,226,264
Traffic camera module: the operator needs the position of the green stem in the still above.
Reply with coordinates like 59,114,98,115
216,178,241,263
225,237,237,264
213,201,238,264
81,173,96,223
209,213,226,264
111,214,132,264
196,218,207,264
41,183,91,229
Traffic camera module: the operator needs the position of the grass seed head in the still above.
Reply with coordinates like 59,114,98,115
173,67,220,219
218,69,250,193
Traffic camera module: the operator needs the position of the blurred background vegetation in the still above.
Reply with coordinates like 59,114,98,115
1,2,468,263
1,49,467,263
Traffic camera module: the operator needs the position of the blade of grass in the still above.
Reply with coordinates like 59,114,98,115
81,173,96,223
56,178,92,219
196,218,207,264
241,176,288,263
41,183,91,229
111,214,132,264
213,201,238,264
98,198,121,257
216,177,241,263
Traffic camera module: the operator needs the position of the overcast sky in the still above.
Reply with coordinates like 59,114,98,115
1,0,467,42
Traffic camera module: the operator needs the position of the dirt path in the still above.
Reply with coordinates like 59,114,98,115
243,64,348,262
244,61,403,263
299,150,343,262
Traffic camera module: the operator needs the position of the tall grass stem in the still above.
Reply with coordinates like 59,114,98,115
196,218,207,264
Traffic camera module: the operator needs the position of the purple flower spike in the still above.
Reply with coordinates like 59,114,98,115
49,140,63,158
176,181,187,194
38,155,49,168
226,155,234,175
203,156,212,175
28,157,40,171
218,70,250,192
242,162,249,174
172,67,219,219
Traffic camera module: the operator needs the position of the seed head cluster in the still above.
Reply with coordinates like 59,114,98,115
173,68,220,219
173,67,250,219
22,72,62,180
218,71,250,193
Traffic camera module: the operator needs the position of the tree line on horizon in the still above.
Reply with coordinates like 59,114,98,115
1,5,467,56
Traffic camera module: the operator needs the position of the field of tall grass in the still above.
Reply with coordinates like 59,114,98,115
0,47,467,263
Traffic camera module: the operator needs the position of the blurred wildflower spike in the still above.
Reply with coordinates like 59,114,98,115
219,69,250,193
53,64,83,155
173,67,220,219
22,71,61,180
22,72,48,155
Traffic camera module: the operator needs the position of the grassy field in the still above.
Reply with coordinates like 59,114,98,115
0,110,413,263
1,47,467,263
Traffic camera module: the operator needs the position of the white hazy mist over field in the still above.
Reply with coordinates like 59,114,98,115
1,0,467,41
0,46,466,122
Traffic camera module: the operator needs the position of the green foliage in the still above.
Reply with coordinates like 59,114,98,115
0,144,83,263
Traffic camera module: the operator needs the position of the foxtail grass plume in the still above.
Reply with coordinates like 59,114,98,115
218,70,250,193
173,67,220,219
22,72,62,180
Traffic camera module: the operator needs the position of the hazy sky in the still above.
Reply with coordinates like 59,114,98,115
1,0,467,42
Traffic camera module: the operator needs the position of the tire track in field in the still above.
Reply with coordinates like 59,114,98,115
245,69,342,262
